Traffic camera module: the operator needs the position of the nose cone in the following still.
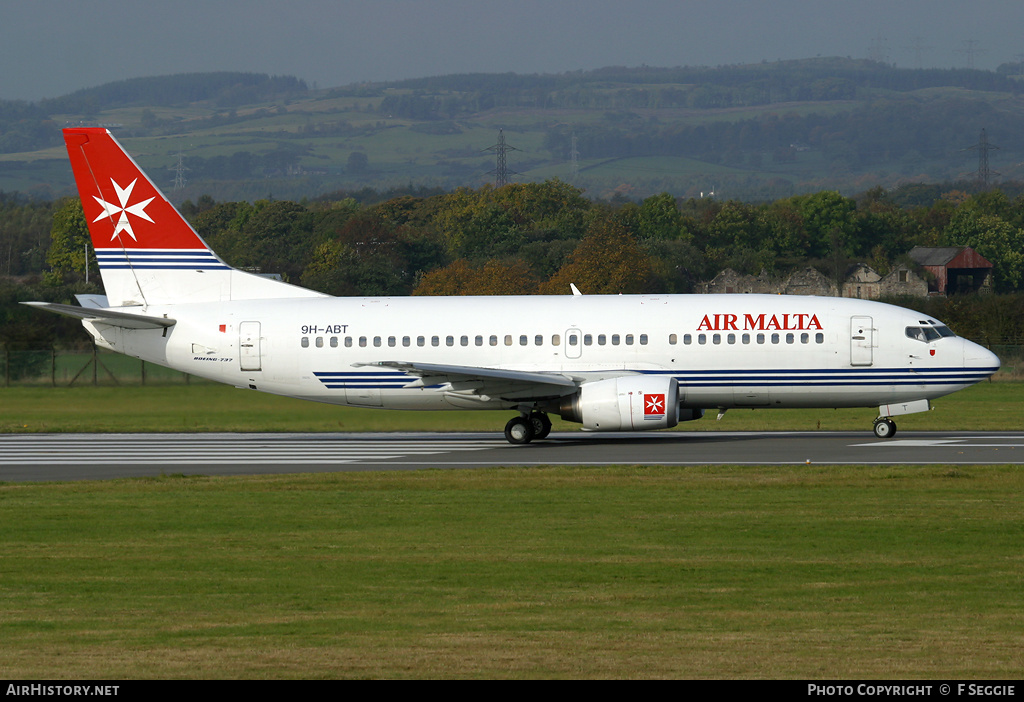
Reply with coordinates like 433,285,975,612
963,339,1001,378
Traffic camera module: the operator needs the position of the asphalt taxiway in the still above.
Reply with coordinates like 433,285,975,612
0,431,1020,481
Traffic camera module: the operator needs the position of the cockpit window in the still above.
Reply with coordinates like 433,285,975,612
933,325,955,338
906,326,943,342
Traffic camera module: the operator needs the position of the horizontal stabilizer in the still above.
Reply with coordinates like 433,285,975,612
75,294,110,309
22,302,176,330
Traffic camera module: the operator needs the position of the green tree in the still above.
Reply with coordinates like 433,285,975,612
630,192,689,242
944,209,1024,293
45,198,96,285
432,187,521,261
789,190,857,259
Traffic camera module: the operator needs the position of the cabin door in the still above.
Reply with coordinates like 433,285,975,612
239,321,262,371
850,316,874,366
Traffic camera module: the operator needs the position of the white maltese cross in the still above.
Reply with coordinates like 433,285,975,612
92,178,155,241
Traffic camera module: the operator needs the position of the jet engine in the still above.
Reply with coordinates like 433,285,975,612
558,375,681,431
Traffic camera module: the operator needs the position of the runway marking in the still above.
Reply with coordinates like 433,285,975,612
0,435,508,466
851,436,1024,448
852,439,967,447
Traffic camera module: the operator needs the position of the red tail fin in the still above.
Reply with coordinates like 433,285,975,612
63,128,323,305
64,128,216,254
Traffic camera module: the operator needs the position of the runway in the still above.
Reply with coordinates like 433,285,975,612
1,431,1021,481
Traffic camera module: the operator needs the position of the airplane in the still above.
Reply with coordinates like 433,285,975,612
27,128,1001,444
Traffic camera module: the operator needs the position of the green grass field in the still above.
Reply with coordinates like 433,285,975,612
1,466,1022,678
1,379,1020,433
1,381,1021,679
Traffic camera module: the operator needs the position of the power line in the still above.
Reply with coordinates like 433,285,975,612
964,128,999,185
172,152,189,191
955,39,987,69
904,37,933,69
483,129,518,187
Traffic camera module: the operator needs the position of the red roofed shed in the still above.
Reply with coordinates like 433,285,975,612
908,246,993,295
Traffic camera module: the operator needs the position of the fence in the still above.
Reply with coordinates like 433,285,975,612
2,347,211,387
3,343,1021,387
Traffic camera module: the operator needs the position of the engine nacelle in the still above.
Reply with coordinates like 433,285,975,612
559,375,680,431
678,408,705,422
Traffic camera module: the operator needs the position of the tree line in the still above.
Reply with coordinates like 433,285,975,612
4,179,1024,358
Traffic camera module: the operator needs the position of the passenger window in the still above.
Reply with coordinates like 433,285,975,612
460,335,468,346
551,334,560,346
373,336,381,347
640,334,648,345
490,335,498,346
683,334,692,345
786,333,794,344
446,336,454,347
475,335,483,346
815,333,824,344
330,337,338,348
757,333,765,344
519,335,528,346
612,334,620,345
698,334,706,345
431,336,440,347
505,335,514,346
359,336,367,347
417,336,424,347
301,337,309,348
403,336,411,347
345,336,353,347
712,334,721,345
771,333,780,344
801,333,809,344
598,334,607,345
669,334,677,345
742,333,750,344
726,333,735,344
316,337,324,348
388,336,396,347
584,334,592,346
535,335,543,346
625,334,634,345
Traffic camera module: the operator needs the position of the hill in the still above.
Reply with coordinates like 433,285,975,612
1,59,1023,201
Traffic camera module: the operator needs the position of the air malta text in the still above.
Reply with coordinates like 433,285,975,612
697,313,824,332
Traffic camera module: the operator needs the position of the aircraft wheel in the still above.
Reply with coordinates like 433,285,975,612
504,416,534,445
873,418,897,439
529,412,552,440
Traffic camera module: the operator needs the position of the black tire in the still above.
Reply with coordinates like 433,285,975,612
873,418,896,439
504,416,534,444
529,412,552,440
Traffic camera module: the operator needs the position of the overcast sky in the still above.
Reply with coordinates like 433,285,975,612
3,0,1023,102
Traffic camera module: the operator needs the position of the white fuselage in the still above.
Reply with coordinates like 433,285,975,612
86,293,1000,415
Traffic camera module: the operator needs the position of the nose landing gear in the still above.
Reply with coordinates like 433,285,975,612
873,417,897,439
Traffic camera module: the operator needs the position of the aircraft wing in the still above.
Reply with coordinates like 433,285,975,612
22,302,176,330
354,360,578,401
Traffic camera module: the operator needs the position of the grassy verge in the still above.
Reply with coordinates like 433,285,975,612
1,379,1019,433
1,465,1021,679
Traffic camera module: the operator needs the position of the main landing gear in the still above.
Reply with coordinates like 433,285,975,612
504,411,552,444
873,417,897,439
